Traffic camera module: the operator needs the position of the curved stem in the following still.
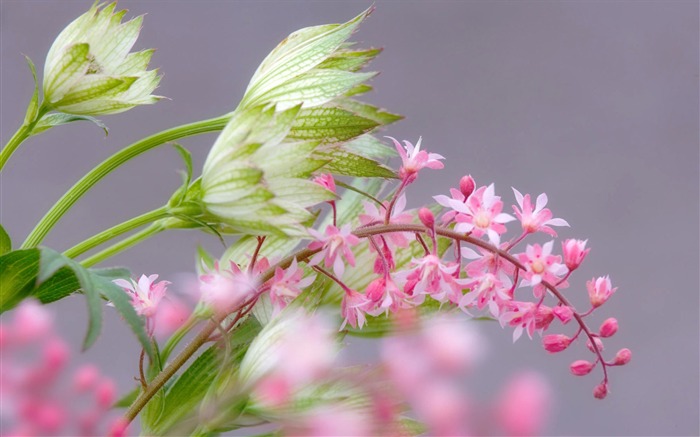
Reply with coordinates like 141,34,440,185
63,206,169,259
354,223,609,382
21,114,230,249
0,105,49,172
123,246,321,424
80,223,164,268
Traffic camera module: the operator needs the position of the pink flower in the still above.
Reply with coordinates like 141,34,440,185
434,187,467,224
199,262,259,314
500,302,554,342
593,382,608,399
308,224,360,278
365,276,409,315
340,289,372,330
447,184,515,245
549,306,572,327
512,188,569,236
387,136,444,183
359,194,412,247
587,275,617,308
562,238,590,271
113,274,170,318
402,255,467,304
496,372,552,437
459,271,512,316
269,258,316,313
517,242,568,297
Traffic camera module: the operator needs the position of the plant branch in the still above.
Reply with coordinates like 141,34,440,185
21,114,230,248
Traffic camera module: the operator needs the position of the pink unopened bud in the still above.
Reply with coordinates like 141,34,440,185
587,337,604,353
459,175,475,198
73,364,100,393
542,334,571,353
95,379,117,409
613,348,632,366
107,417,130,437
534,305,554,330
44,338,70,373
599,318,618,338
552,305,574,324
570,360,595,376
418,207,435,229
313,173,336,194
593,382,608,399
562,239,590,271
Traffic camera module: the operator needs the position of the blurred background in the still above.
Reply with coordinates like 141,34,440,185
1,1,698,435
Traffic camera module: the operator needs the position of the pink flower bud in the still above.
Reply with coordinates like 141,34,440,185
570,360,595,376
73,364,100,393
459,175,476,198
95,379,117,409
599,318,618,338
542,334,571,353
587,276,617,308
534,305,554,330
593,382,608,399
562,239,590,271
44,338,70,373
418,207,435,229
107,417,130,437
313,173,336,194
613,348,632,366
587,337,604,353
14,300,53,343
552,305,574,324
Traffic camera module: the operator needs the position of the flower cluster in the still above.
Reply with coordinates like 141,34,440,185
300,137,630,398
0,301,125,436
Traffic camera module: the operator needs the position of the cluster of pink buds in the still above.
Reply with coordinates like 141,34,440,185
0,300,126,436
301,137,630,398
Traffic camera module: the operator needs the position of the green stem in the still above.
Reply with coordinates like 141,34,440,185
64,206,169,259
21,114,230,249
80,223,164,268
0,105,49,171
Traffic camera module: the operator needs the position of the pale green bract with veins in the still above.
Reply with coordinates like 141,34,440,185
43,2,161,116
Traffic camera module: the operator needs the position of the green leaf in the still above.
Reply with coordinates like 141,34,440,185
345,134,397,159
288,107,379,143
23,56,40,124
33,113,108,136
0,249,40,312
149,317,262,435
336,99,403,126
315,148,396,178
0,224,11,255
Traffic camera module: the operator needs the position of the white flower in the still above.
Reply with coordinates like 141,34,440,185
43,2,161,115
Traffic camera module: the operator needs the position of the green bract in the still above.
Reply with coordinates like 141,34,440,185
42,2,161,116
195,7,400,237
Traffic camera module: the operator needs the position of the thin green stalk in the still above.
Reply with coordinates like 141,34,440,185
80,223,164,268
64,206,169,259
0,105,49,171
21,114,230,249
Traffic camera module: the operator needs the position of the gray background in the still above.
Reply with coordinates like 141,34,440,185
1,1,698,436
